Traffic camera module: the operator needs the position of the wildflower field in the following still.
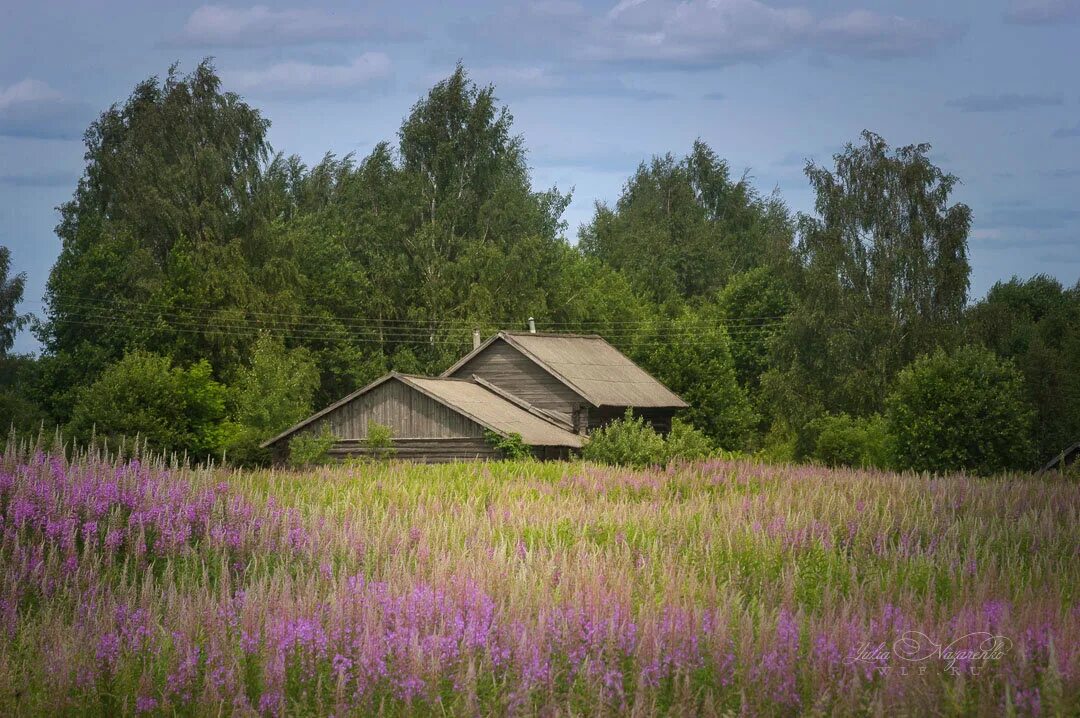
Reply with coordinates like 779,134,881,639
1,442,1078,716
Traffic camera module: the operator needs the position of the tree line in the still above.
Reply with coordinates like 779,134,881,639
0,61,1076,473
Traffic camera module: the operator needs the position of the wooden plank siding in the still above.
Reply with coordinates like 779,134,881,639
328,438,498,463
447,338,585,420
295,379,485,441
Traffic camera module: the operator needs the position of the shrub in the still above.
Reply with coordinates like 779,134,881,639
67,351,228,458
287,426,336,467
662,418,713,463
887,345,1034,474
484,430,532,460
365,421,396,460
805,413,891,469
583,409,666,467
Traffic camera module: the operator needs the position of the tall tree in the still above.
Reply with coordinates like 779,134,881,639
37,61,292,418
0,246,45,433
764,131,972,426
639,304,757,449
579,141,794,302
285,63,574,395
718,267,794,400
0,246,28,356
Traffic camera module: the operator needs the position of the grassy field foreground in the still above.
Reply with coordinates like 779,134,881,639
0,444,1077,716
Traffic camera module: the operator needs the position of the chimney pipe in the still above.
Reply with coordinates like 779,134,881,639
528,317,536,334
472,328,481,349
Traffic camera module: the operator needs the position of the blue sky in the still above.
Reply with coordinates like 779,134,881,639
2,0,1078,353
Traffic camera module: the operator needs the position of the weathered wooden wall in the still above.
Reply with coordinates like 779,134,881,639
300,379,485,440
328,438,499,463
448,339,584,419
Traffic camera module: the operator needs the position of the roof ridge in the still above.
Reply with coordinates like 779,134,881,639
501,330,603,339
402,372,473,383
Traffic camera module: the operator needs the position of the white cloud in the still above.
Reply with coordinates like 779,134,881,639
222,54,393,95
0,79,63,108
176,5,413,47
0,79,88,140
512,0,962,67
592,0,814,64
1004,0,1080,24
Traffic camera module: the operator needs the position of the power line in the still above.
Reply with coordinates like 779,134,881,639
47,312,787,348
25,295,789,327
48,307,787,338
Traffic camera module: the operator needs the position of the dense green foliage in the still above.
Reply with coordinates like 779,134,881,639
67,351,229,457
965,275,1080,464
287,426,336,467
582,410,714,467
887,346,1034,475
0,355,46,434
0,246,28,356
717,267,793,406
638,305,756,448
582,409,668,467
3,62,1076,475
764,132,971,428
579,141,793,302
802,413,891,469
661,418,714,463
222,333,319,464
365,421,396,459
484,430,532,460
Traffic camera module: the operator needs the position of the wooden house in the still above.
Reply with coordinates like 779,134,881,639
442,331,687,434
262,330,685,463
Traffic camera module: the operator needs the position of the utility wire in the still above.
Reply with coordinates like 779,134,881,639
48,308,787,338
49,313,787,348
25,296,789,327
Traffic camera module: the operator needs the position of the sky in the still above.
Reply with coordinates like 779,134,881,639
1,0,1079,354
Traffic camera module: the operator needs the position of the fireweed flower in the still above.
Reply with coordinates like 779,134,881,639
0,449,1077,714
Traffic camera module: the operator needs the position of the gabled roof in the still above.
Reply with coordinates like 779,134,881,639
442,331,688,409
261,372,584,449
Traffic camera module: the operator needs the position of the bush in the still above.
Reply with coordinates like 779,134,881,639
805,413,891,469
662,418,713,463
68,351,229,458
287,426,336,467
365,421,396,460
484,430,532,460
887,345,1034,474
583,409,667,467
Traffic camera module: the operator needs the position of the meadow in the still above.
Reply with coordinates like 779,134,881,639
0,440,1077,716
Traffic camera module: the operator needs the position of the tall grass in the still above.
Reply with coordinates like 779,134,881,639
1,439,1076,715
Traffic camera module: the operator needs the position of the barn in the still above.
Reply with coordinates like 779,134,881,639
262,330,686,463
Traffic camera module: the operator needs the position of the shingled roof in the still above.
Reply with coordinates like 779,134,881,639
442,331,688,409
